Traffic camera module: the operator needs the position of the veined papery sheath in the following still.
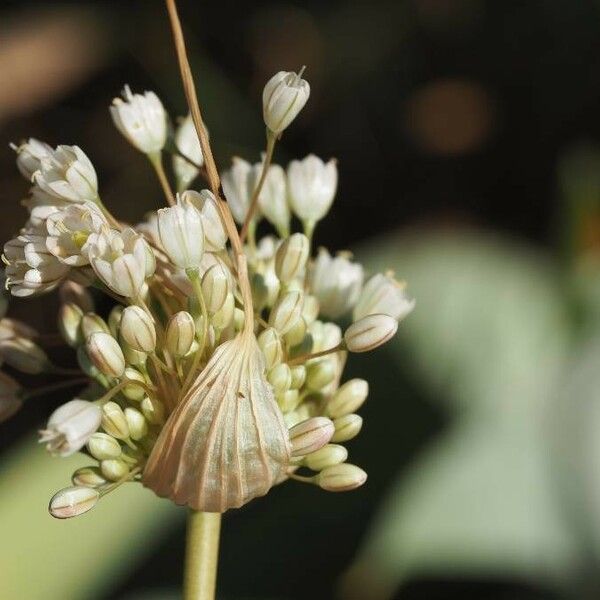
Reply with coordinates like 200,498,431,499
142,329,291,512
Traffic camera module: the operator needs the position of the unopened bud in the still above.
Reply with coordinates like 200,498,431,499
306,359,337,391
58,303,84,347
202,263,230,314
269,290,304,335
49,486,99,519
101,401,129,439
331,413,363,442
166,311,196,357
59,280,94,313
275,233,309,283
284,317,306,348
0,338,49,374
344,314,398,353
302,295,320,324
86,332,125,378
72,466,107,488
100,458,130,481
212,293,235,330
304,444,348,471
120,306,156,353
267,363,292,394
258,327,283,369
122,367,147,401
289,416,334,456
251,272,270,312
124,407,147,441
76,346,108,386
141,396,165,425
327,379,368,418
80,313,110,340
317,463,367,492
263,69,310,134
121,341,147,368
277,389,300,412
87,432,122,460
233,308,246,331
290,365,306,389
108,305,123,338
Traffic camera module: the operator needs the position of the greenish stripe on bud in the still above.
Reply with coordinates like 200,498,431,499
166,311,196,358
120,306,156,353
100,458,130,481
304,444,348,471
269,290,304,335
289,416,334,456
344,314,398,353
72,466,107,488
101,401,129,439
327,378,368,418
331,413,363,442
125,407,148,440
317,463,367,492
275,233,309,283
87,432,122,460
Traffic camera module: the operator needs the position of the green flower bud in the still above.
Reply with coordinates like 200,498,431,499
257,327,283,369
124,407,147,441
100,458,130,481
108,305,123,338
327,379,368,418
317,463,367,492
87,432,122,460
331,414,363,443
122,367,147,401
269,290,304,335
71,466,107,488
141,396,165,425
120,306,156,353
304,444,348,471
166,311,196,357
267,363,292,394
275,233,309,284
284,317,306,348
101,401,129,440
302,294,319,324
58,302,84,347
80,312,110,340
277,389,300,413
212,293,235,330
202,263,230,314
290,365,306,389
86,332,125,378
305,359,336,391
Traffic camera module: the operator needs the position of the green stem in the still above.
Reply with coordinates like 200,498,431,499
149,152,176,206
184,511,221,600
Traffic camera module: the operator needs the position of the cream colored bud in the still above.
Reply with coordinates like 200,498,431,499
101,401,129,440
166,311,196,357
72,466,107,488
277,389,300,413
288,331,314,359
76,347,108,386
80,313,110,340
269,290,304,335
306,359,337,391
344,314,398,353
202,263,230,314
124,407,147,441
212,293,234,330
49,486,99,519
100,458,130,481
59,280,94,313
120,306,156,353
122,367,147,401
141,396,165,425
317,463,367,492
108,305,123,338
275,233,310,283
233,308,246,331
302,295,320,324
86,332,125,378
258,327,283,369
331,414,363,442
263,69,310,134
58,303,84,347
289,416,335,456
87,432,122,460
327,379,368,418
304,444,348,471
290,365,306,389
267,363,292,394
284,317,307,348
121,341,147,368
0,338,49,374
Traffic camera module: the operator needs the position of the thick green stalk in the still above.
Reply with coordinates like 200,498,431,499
184,511,221,600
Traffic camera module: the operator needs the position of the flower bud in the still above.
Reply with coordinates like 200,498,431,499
284,317,307,348
354,273,415,322
157,201,204,269
331,414,363,443
304,444,348,471
317,463,367,492
86,332,125,378
49,486,99,519
258,327,283,369
141,396,165,425
306,359,337,391
277,389,300,413
327,379,368,419
80,312,110,340
0,338,49,374
302,295,320,324
263,69,310,134
289,416,335,456
72,466,107,488
212,293,235,330
108,305,123,338
344,314,398,353
76,346,108,386
100,459,130,481
122,367,147,401
233,308,246,331
275,233,309,284
58,303,84,347
202,263,230,314
0,372,22,423
39,399,102,457
290,365,306,390
166,311,196,357
269,290,304,335
124,407,148,441
121,341,147,368
101,401,130,440
59,280,94,313
267,363,292,394
87,432,122,460
120,306,156,353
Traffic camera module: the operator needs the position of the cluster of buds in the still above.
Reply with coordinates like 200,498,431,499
1,66,413,519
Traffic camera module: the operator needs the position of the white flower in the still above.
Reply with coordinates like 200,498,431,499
12,138,53,180
263,69,310,134
157,198,204,270
221,157,255,225
309,249,363,319
253,162,290,237
110,85,167,154
182,190,226,252
135,211,163,250
87,227,155,298
45,203,108,266
173,114,204,191
32,145,98,203
287,154,337,225
353,273,415,322
0,372,22,423
39,399,102,457
3,229,70,297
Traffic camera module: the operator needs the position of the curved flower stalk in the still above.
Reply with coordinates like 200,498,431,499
0,1,415,597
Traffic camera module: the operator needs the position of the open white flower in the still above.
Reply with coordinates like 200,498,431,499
254,162,290,237
263,69,310,134
45,203,108,266
87,227,155,298
221,157,256,226
12,138,53,180
33,145,98,204
173,114,204,191
309,249,363,319
110,85,167,154
158,198,204,270
353,273,415,322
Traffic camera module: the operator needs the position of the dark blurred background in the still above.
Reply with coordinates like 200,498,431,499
3,1,600,599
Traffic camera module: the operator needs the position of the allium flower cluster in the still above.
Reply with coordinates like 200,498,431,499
1,70,413,520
